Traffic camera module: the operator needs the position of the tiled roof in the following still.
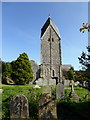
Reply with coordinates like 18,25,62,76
41,17,60,38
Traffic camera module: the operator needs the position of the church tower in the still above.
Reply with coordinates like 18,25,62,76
38,17,62,86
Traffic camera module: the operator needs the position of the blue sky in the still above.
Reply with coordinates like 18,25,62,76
2,2,88,70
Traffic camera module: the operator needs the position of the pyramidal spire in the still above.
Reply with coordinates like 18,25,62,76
41,17,60,38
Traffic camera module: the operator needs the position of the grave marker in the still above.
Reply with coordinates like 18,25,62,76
10,94,29,120
39,93,57,120
56,83,64,99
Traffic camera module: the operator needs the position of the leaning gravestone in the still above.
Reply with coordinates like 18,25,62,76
39,93,57,120
10,94,29,120
56,83,64,99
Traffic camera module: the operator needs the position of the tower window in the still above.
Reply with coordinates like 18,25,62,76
48,38,50,41
52,70,55,77
52,38,54,42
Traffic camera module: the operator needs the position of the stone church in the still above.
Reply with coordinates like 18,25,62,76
31,17,70,86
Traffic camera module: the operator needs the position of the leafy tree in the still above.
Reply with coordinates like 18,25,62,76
67,67,75,81
78,47,90,89
2,61,13,84
11,52,33,85
2,62,12,78
78,47,90,78
75,70,86,85
0,60,2,83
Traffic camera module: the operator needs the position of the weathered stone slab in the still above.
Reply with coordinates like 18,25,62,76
42,86,51,96
56,83,64,99
39,93,57,120
10,94,29,120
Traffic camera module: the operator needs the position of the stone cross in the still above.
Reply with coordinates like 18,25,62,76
10,94,29,120
70,80,75,93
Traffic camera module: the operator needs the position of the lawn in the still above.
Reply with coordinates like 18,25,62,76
1,84,90,120
64,85,89,98
2,84,42,120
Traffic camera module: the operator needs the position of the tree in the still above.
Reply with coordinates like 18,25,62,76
78,47,90,89
2,61,14,84
67,67,75,81
0,60,2,83
2,62,12,78
11,52,33,85
79,23,90,90
78,47,90,78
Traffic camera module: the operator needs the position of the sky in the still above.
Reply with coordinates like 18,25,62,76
2,2,88,70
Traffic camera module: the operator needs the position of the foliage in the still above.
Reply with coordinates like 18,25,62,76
2,53,34,85
74,70,87,84
2,62,12,78
51,85,56,98
62,70,68,79
78,47,90,90
2,84,42,120
67,67,75,81
11,52,33,85
1,84,90,120
57,85,90,120
78,49,90,70
64,85,89,99
2,62,13,84
57,100,90,120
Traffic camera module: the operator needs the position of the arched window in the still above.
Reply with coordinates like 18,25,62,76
52,70,55,77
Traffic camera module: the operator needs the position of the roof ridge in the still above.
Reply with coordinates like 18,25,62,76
41,17,60,38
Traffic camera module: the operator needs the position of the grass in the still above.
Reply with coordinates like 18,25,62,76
1,84,90,120
57,85,90,120
2,84,42,120
64,85,89,98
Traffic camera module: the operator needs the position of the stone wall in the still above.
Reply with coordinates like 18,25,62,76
30,60,39,80
40,25,62,85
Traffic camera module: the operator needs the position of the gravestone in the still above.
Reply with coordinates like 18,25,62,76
39,93,57,120
10,94,29,120
42,86,51,96
56,83,64,99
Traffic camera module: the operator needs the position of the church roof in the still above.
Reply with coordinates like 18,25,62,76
62,64,73,71
41,17,60,38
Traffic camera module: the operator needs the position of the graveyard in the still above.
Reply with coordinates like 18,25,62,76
1,16,90,120
1,2,90,120
1,84,90,120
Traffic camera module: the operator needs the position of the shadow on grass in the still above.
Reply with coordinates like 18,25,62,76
57,101,90,120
